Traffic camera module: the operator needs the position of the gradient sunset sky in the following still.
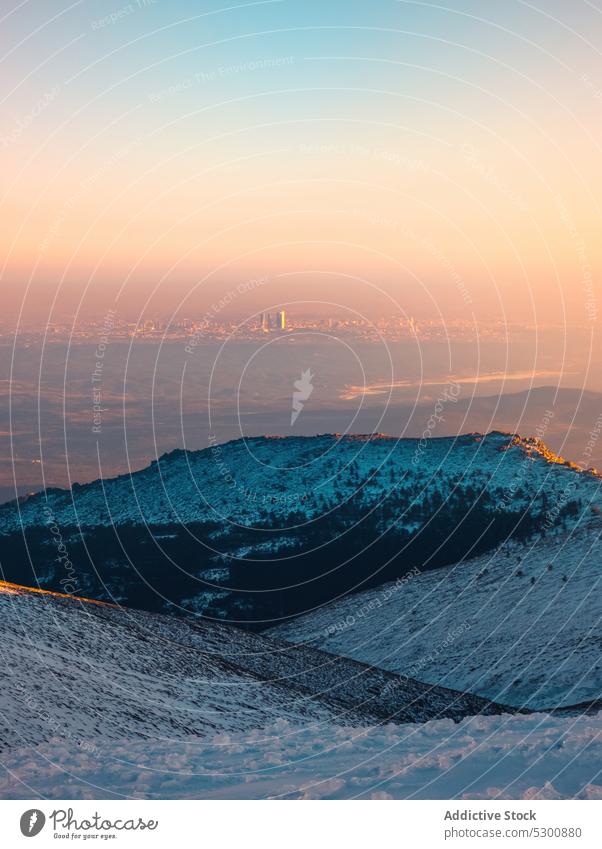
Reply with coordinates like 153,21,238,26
1,0,600,327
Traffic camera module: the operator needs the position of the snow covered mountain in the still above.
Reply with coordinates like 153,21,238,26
271,518,602,710
2,431,598,533
0,581,509,755
1,431,599,626
2,581,601,801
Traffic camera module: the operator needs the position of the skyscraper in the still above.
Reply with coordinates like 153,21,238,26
278,310,286,330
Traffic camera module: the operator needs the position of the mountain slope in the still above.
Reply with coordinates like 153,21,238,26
1,431,599,625
270,519,602,710
2,584,602,801
0,582,510,755
2,431,598,532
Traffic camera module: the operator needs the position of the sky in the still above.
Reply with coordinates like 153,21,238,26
1,0,601,328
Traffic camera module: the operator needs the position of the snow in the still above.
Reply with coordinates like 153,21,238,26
1,580,600,801
1,431,601,800
0,582,506,757
271,519,602,710
3,432,600,624
1,711,601,800
2,432,599,541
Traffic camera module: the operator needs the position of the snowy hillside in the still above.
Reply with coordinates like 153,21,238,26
0,581,508,755
1,582,600,801
1,431,599,625
271,519,602,710
1,431,598,533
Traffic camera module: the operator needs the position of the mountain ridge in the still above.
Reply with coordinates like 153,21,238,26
4,429,596,504
0,579,512,755
1,430,599,627
3,579,601,801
